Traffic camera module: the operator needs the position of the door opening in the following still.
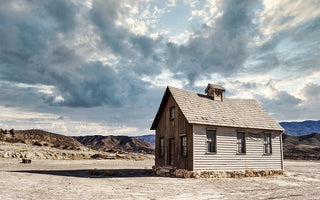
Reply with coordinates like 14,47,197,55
168,138,174,166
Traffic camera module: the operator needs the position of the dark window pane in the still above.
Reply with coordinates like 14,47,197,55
170,107,174,120
159,137,164,156
263,133,272,154
181,136,187,156
206,130,216,153
237,132,245,154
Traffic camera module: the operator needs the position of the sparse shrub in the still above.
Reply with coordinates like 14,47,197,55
5,138,25,143
32,141,42,146
9,129,14,136
68,146,77,150
52,144,61,149
89,168,100,176
90,154,102,159
21,158,31,164
43,143,48,146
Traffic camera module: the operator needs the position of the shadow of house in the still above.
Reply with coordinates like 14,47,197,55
10,169,155,178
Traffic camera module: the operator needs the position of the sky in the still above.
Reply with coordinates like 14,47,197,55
0,0,319,136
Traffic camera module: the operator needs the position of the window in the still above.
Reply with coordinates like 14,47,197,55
206,130,216,153
170,107,175,120
159,137,164,156
181,135,187,156
237,132,246,154
264,133,272,154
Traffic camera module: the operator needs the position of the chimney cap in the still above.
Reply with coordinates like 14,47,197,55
205,83,225,93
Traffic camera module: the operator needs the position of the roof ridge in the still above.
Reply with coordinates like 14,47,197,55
168,86,257,101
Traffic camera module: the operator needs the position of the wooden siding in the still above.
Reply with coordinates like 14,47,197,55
155,95,193,170
193,125,283,171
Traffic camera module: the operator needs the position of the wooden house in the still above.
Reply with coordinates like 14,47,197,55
150,84,284,171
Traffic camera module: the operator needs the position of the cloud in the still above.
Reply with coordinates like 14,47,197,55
249,15,320,75
0,0,161,109
0,0,319,135
260,0,320,36
45,61,126,107
90,0,162,60
166,0,262,84
167,0,178,7
0,81,48,109
43,0,78,32
300,83,320,110
257,91,302,120
0,105,146,136
256,83,320,121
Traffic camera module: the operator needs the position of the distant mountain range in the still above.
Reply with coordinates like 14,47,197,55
74,135,154,154
135,134,155,146
0,128,154,154
0,128,85,150
280,120,320,136
283,133,320,160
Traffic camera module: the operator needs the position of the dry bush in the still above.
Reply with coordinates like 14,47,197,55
4,138,25,143
32,141,42,146
52,144,60,148
21,158,32,164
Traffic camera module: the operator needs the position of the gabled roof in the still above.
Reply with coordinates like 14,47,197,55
205,84,225,92
151,86,284,131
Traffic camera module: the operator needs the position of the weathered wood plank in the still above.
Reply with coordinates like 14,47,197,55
155,94,193,170
193,125,282,171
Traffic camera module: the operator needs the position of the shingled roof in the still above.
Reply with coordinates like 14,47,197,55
151,86,284,131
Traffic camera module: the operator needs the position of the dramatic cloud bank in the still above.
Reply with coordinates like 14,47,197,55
0,0,319,135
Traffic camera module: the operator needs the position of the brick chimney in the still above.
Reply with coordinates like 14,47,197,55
205,83,225,101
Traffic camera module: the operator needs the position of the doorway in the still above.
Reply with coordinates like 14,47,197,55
168,138,174,166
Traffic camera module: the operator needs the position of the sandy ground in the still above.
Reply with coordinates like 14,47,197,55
0,159,319,200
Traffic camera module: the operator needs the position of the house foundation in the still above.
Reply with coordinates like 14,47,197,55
152,166,285,178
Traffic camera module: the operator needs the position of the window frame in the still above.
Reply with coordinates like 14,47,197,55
263,133,272,155
181,135,187,157
159,137,164,157
169,106,175,120
206,130,217,154
236,132,246,155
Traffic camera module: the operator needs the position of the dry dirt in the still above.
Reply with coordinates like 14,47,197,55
0,159,319,200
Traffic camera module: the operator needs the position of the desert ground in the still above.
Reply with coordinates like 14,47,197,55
0,159,319,200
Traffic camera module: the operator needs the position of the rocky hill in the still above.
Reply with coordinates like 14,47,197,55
280,120,320,136
75,135,154,154
0,128,85,151
136,134,155,146
283,133,320,160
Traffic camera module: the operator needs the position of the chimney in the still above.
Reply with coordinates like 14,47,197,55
205,83,225,101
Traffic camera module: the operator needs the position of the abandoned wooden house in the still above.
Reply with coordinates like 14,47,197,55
151,84,284,172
